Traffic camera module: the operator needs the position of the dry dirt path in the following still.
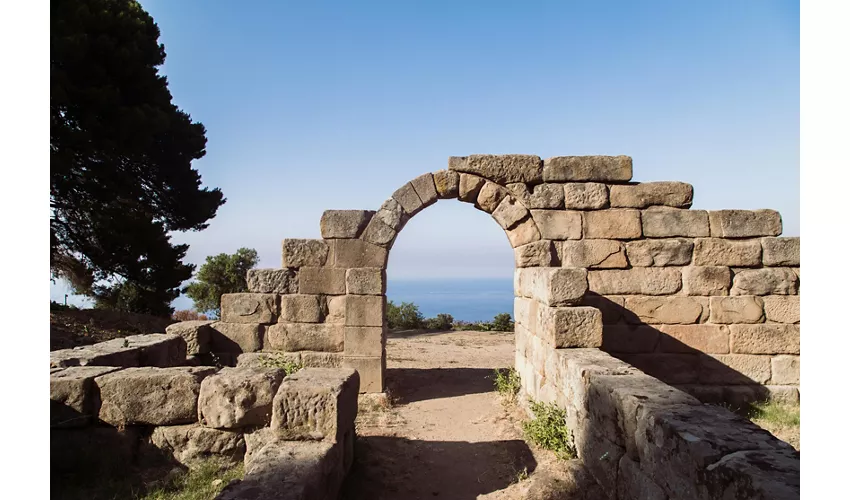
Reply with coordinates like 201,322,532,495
340,329,540,500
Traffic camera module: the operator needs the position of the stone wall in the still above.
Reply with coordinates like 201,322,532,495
205,154,798,401
50,334,359,499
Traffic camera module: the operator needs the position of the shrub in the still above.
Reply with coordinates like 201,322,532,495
522,400,576,460
387,300,424,329
493,368,521,401
172,309,209,321
492,313,514,332
425,313,454,330
257,354,302,376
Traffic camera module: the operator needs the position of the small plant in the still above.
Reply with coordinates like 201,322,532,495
512,467,529,484
747,399,800,427
141,458,243,499
491,312,515,332
258,354,303,376
493,368,521,401
522,400,576,460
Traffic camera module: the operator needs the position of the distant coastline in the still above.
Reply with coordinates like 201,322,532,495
387,277,513,322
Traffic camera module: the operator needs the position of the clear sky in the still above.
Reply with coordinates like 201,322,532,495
50,0,800,309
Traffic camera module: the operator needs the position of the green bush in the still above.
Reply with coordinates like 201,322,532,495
257,354,302,376
522,400,576,460
493,368,521,400
425,313,454,330
491,313,514,332
387,300,424,329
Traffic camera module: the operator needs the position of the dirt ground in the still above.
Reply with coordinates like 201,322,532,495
341,329,556,500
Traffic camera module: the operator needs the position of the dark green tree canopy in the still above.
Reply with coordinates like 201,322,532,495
51,0,225,316
185,248,259,317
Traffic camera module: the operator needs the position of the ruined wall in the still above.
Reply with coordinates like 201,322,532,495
211,154,799,401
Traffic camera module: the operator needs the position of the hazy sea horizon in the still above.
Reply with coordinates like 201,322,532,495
386,278,514,322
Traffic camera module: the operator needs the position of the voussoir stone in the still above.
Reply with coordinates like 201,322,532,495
559,239,628,269
410,173,439,208
709,209,782,238
221,293,279,324
391,182,424,216
588,268,682,295
506,217,542,247
449,154,543,184
642,207,709,237
198,367,286,429
319,210,374,239
731,268,798,296
476,181,509,213
563,182,609,209
266,323,344,352
432,170,460,198
271,368,360,442
543,155,633,182
458,173,486,203
609,181,693,208
360,216,397,248
507,183,565,209
150,424,245,467
625,239,693,267
374,198,407,232
281,239,329,268
762,237,800,266
514,241,557,268
96,366,216,426
531,210,582,240
492,196,529,230
247,268,299,294
693,238,762,267
583,209,642,239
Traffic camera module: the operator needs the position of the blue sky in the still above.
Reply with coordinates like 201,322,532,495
50,0,800,310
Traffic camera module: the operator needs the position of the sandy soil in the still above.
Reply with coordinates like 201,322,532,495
341,329,547,500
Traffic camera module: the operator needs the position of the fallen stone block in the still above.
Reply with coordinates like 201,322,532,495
96,366,217,426
150,424,245,467
543,155,632,182
246,268,299,294
50,333,187,369
319,210,374,239
271,368,360,442
198,367,286,428
166,321,213,355
51,366,121,427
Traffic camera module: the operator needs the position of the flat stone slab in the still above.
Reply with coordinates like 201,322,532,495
271,368,359,442
50,333,187,368
51,366,122,427
149,423,245,468
96,366,216,426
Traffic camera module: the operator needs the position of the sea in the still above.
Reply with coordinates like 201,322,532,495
386,278,514,322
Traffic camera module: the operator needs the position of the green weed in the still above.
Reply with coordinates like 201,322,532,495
522,400,576,460
257,354,303,376
493,368,521,401
141,460,243,500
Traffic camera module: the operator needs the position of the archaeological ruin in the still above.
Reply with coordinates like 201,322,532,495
50,155,800,499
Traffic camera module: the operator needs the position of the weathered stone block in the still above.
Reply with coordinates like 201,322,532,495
457,173,486,203
730,324,799,354
432,169,459,199
581,294,626,324
623,296,706,324
709,209,782,237
771,355,799,385
165,321,213,356
492,196,528,229
330,239,388,268
96,366,216,426
563,182,609,209
51,366,121,427
221,293,279,324
198,367,286,429
731,268,798,295
344,326,384,357
682,266,731,296
617,456,667,500
559,239,627,269
326,295,346,324
150,424,245,467
302,351,343,368
266,323,344,352
271,367,360,441
344,294,385,327
476,181,509,213
762,237,800,266
237,352,302,369
642,207,709,237
543,155,632,182
247,268,299,295
517,267,588,306
450,154,543,184
763,296,799,324
514,240,557,268
360,216,397,248
537,306,603,348
391,182,424,216
700,354,771,384
319,210,373,239
210,322,264,353
618,353,699,384
588,268,681,295
693,238,762,267
298,267,346,295
600,324,660,353
409,173,439,208
514,297,538,333
280,295,326,323
343,356,384,393
506,182,565,209
709,296,765,324
506,217,542,247
583,209,642,239
50,334,187,369
658,324,730,354
531,209,582,240
374,197,407,232
610,181,693,208
345,268,385,295
625,238,693,267
281,239,329,268
700,448,800,500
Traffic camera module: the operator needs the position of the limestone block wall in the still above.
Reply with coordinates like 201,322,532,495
218,154,799,400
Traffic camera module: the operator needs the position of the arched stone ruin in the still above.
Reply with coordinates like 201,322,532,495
50,154,800,499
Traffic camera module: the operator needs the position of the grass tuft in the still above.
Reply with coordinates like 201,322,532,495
257,354,303,375
747,400,800,427
493,367,521,402
140,460,243,500
522,400,576,460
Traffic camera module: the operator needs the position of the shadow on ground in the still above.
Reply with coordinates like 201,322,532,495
341,436,536,500
386,367,496,404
